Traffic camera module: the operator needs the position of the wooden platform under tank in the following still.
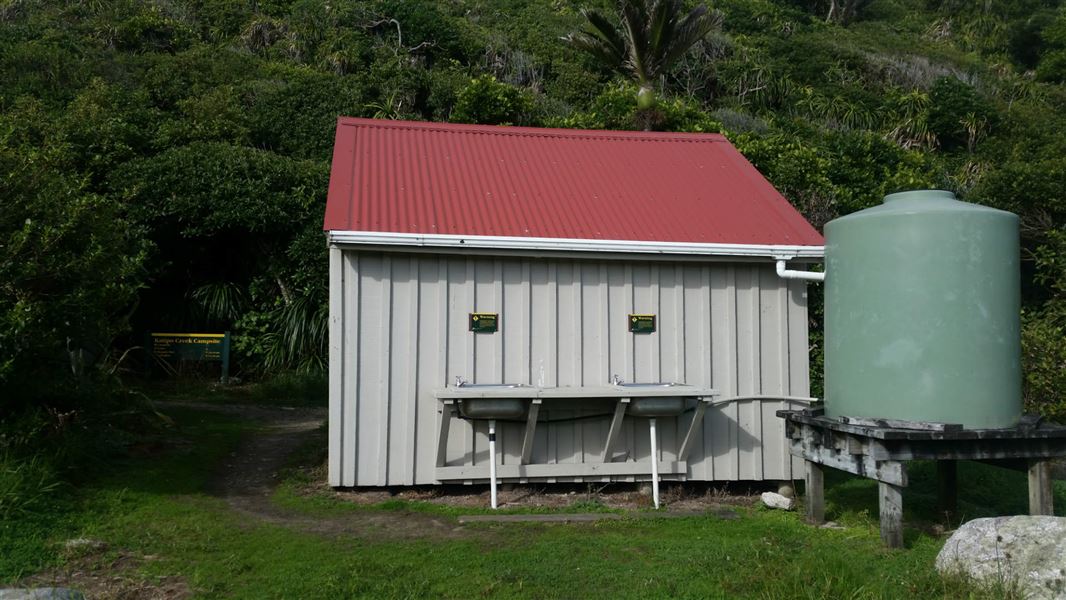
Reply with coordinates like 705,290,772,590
777,407,1066,548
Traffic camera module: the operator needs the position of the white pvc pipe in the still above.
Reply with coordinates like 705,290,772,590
488,419,498,509
649,417,660,509
776,259,825,282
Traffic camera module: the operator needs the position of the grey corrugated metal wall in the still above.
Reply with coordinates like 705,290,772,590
329,247,810,487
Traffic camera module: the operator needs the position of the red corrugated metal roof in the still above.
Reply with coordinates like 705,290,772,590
323,118,823,248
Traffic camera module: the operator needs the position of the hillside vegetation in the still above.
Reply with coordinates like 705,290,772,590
3,0,1066,422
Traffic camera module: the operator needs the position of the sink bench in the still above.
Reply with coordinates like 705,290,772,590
432,384,718,481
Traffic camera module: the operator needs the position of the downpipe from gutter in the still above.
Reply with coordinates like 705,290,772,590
775,259,825,282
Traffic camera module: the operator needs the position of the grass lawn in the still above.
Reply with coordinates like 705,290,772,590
1,394,1056,599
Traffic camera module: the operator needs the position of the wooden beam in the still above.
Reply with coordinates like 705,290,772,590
805,460,825,525
1029,459,1054,516
436,461,687,481
788,435,907,486
678,398,710,461
879,479,904,548
520,400,541,464
601,398,630,462
868,438,1066,462
839,415,962,433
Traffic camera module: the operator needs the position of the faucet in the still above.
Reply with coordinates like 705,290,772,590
611,374,624,386
455,375,467,387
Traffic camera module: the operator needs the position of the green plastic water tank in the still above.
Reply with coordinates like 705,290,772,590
824,190,1021,429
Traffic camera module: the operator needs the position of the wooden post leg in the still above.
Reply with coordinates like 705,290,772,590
436,403,456,468
936,460,957,522
520,400,541,465
805,460,825,524
1028,459,1054,516
601,398,630,462
879,480,904,548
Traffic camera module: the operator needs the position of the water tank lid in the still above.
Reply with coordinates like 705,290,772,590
883,190,957,204
828,189,1016,225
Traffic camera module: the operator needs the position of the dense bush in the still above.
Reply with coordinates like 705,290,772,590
451,75,538,125
926,77,996,151
1,0,1065,423
1021,230,1066,419
0,141,146,405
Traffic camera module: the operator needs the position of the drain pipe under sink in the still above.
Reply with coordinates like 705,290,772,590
489,419,498,509
649,418,660,509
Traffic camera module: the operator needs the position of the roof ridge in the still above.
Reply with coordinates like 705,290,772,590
337,117,727,143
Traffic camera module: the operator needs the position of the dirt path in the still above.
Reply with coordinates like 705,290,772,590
157,401,475,542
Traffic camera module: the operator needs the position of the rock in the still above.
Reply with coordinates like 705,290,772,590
760,491,795,511
0,589,86,600
777,482,796,499
936,516,1066,599
62,538,107,552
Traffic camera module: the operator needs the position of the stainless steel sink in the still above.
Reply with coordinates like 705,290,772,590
627,397,687,417
453,381,530,419
456,383,528,389
615,382,680,388
458,398,528,419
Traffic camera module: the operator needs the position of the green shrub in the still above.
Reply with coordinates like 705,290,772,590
1022,308,1066,422
450,75,537,126
547,83,721,132
114,7,197,54
927,77,996,151
1021,229,1066,422
0,141,147,401
250,371,328,407
0,453,61,520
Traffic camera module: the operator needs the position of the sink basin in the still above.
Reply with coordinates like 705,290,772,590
615,382,680,388
459,399,528,419
457,383,527,389
627,397,687,417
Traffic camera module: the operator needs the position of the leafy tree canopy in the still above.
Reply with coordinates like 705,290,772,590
3,0,1066,417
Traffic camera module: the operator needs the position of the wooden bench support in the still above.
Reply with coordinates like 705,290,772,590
1029,458,1054,516
437,461,687,481
678,398,712,462
520,400,541,464
436,401,456,468
601,398,630,462
779,409,1066,549
879,479,904,548
805,459,825,525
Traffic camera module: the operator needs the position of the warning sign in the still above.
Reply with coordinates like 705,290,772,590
469,312,499,333
628,314,656,334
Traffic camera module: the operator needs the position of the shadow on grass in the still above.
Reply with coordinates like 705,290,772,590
131,372,327,408
818,459,1066,539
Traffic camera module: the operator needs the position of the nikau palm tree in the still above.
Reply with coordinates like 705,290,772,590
563,0,723,114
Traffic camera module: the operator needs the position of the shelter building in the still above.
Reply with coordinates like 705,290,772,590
323,118,824,487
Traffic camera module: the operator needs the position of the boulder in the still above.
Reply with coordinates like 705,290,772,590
0,589,85,600
936,516,1066,599
62,538,107,553
760,491,795,511
777,482,796,499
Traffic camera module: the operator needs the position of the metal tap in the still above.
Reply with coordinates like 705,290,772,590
611,374,624,386
455,375,468,387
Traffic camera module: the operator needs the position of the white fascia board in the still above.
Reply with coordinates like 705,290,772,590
327,231,825,259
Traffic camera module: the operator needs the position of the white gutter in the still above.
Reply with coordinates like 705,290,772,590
775,258,825,282
327,231,825,259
